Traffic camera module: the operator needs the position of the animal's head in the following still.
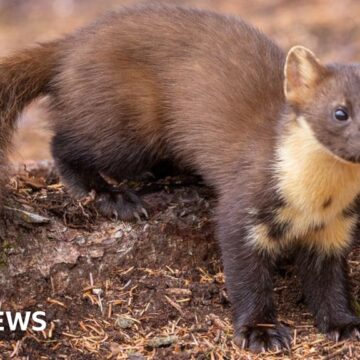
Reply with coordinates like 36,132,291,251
284,45,360,163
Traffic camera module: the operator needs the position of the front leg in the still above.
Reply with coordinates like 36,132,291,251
296,247,360,340
217,212,291,352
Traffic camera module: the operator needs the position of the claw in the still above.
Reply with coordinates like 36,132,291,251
284,338,292,351
141,207,149,219
235,324,291,353
133,211,141,222
112,210,119,220
331,331,340,343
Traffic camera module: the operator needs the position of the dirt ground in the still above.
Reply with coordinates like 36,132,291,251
1,0,360,359
2,164,360,360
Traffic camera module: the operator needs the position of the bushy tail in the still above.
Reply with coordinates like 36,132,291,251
0,41,59,204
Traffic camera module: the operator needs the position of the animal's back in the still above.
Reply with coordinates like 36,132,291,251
48,6,285,188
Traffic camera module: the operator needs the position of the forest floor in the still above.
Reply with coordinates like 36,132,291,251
1,164,360,359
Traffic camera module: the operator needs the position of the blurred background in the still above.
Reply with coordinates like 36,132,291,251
1,0,359,162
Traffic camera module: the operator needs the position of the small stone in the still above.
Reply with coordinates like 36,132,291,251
75,237,86,245
146,335,178,349
113,230,123,239
87,248,104,258
115,316,135,329
92,288,103,296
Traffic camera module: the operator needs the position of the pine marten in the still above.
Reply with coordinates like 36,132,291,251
1,5,360,353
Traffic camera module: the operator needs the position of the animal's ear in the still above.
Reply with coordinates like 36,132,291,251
284,46,328,105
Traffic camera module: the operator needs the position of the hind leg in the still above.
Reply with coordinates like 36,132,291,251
57,156,148,221
51,135,148,221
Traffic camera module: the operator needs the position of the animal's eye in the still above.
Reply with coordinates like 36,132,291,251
334,107,350,122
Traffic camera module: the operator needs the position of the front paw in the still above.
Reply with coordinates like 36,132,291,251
234,323,291,353
326,318,360,342
95,189,148,221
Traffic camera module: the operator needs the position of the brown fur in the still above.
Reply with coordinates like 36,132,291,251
1,5,360,353
0,41,60,203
